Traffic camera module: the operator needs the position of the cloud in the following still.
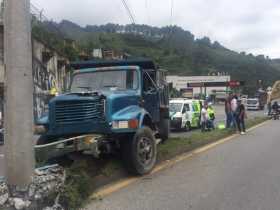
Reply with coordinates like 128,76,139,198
31,0,280,58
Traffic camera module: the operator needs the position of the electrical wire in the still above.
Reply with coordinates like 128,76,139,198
120,0,136,24
170,0,174,26
145,0,150,24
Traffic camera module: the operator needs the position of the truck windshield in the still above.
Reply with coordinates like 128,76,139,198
71,70,138,92
170,103,183,113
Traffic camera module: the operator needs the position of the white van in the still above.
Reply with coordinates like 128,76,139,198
246,98,260,110
169,99,201,130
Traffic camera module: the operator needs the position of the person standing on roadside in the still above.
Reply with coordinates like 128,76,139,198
207,103,215,129
236,100,246,134
267,100,272,116
231,95,238,129
225,95,232,128
201,103,209,132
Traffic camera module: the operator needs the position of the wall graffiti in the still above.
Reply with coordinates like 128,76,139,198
33,57,57,121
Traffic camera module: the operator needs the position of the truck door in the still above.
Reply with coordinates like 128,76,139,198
142,70,160,122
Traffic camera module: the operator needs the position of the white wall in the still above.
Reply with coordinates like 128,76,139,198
167,75,231,95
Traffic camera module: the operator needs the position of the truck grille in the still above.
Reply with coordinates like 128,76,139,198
55,98,104,124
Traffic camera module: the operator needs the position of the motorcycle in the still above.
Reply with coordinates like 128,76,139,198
271,109,280,120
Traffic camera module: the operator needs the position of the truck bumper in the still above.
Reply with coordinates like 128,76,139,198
35,134,103,161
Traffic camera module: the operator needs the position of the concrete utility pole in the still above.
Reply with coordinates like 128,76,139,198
4,0,34,187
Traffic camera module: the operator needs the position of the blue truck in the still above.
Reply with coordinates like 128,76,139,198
35,59,170,175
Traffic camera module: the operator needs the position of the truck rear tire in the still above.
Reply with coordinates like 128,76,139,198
121,127,157,175
159,119,170,142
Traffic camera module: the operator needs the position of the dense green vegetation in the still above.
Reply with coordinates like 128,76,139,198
33,20,280,94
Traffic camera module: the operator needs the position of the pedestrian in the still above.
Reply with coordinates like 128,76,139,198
231,95,238,129
207,103,215,129
272,101,279,113
225,95,232,128
236,100,246,134
267,100,272,116
198,100,203,127
201,103,209,132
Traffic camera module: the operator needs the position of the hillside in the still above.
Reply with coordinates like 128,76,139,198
35,20,280,94
271,59,280,71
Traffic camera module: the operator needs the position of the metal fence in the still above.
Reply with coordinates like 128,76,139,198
0,1,49,24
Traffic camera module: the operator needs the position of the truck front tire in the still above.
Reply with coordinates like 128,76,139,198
121,127,157,175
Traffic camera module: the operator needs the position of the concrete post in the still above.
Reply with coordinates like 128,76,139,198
4,0,34,187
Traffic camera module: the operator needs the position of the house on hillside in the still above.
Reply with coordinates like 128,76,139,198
92,48,125,60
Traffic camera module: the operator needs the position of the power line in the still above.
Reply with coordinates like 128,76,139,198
120,0,136,24
170,0,174,26
145,0,150,24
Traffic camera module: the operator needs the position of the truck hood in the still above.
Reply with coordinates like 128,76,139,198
51,89,139,103
50,90,141,122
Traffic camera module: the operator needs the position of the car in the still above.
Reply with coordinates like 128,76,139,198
170,98,201,130
35,58,170,175
246,98,260,110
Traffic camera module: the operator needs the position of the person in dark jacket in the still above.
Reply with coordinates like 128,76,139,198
272,101,279,112
236,100,246,134
225,96,232,128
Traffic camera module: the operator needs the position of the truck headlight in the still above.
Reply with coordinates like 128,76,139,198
112,119,138,129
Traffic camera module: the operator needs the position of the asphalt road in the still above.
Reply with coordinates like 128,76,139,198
88,120,280,210
171,104,265,138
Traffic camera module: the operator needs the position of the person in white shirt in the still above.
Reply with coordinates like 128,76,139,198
230,95,238,128
201,104,209,132
231,96,238,112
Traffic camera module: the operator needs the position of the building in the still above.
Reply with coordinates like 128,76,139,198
32,38,69,120
92,48,125,60
167,75,231,98
0,23,69,120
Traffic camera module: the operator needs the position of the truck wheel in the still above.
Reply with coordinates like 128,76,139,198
159,119,170,142
121,127,157,175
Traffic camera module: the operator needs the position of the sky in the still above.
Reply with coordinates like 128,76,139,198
31,0,280,58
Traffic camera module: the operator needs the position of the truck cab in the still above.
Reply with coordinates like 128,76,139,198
36,59,169,175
